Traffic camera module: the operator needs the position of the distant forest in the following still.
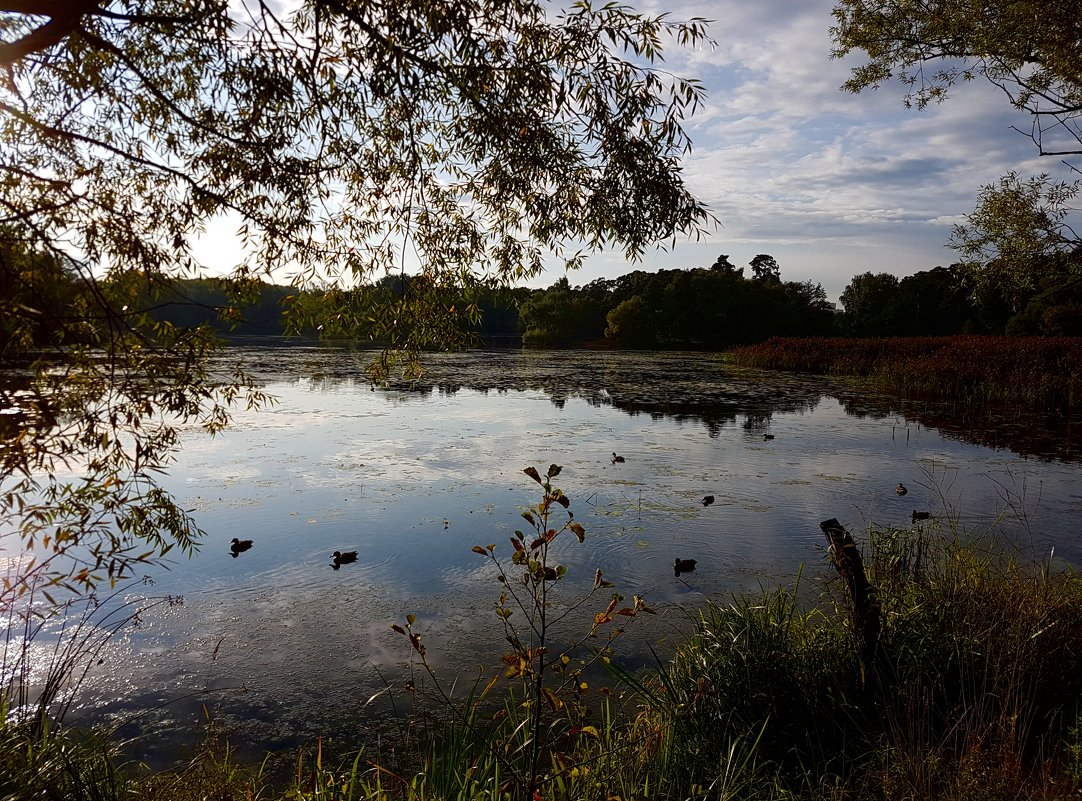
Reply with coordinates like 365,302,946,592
6,247,1082,352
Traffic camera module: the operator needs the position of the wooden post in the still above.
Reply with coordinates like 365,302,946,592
820,518,880,663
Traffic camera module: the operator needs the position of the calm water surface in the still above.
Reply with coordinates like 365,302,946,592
33,347,1082,760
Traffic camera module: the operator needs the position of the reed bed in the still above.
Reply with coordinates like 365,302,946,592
727,336,1082,412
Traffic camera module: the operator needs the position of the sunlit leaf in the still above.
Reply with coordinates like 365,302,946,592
542,687,564,711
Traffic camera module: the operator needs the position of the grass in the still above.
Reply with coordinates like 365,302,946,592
727,335,1082,412
618,525,1082,800
5,523,1082,800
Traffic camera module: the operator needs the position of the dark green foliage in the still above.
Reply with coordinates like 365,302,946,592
0,719,129,801
652,589,866,790
519,257,837,349
0,233,85,352
146,278,294,336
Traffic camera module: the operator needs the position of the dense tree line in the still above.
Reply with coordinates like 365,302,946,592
840,251,1082,338
12,240,1080,356
518,255,835,348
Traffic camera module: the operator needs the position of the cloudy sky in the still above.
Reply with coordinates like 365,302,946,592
183,0,1074,303
567,0,1075,301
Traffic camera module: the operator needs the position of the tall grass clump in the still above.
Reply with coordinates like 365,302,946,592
861,529,1082,800
624,525,1082,800
618,581,869,798
728,335,1082,412
1,589,143,801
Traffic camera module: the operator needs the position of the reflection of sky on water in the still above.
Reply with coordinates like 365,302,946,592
42,349,1082,763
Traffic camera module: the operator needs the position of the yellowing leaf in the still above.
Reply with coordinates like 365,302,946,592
542,687,564,711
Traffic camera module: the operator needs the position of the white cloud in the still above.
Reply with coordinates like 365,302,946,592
557,0,1077,300
192,0,1078,301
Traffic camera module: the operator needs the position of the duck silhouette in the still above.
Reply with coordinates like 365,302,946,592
229,538,253,557
912,510,931,522
611,452,625,463
763,434,775,441
896,483,908,496
674,558,697,576
701,495,715,507
331,550,358,569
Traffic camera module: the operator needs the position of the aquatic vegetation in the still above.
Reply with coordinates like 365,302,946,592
728,335,1082,412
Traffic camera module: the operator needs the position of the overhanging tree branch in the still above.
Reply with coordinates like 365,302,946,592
0,0,102,67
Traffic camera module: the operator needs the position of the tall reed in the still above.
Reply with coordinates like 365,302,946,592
728,336,1082,412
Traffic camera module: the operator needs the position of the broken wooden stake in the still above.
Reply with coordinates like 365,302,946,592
820,517,881,663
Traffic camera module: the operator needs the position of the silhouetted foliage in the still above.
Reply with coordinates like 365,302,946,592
518,255,836,349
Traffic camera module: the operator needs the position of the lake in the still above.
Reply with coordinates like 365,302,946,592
20,346,1082,764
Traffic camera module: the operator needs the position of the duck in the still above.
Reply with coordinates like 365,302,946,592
331,550,358,569
763,434,775,441
896,483,908,496
912,510,931,522
611,452,625,463
674,558,697,576
229,538,253,557
701,495,715,507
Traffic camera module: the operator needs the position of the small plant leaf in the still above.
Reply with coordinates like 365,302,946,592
542,687,565,711
523,466,542,484
472,545,488,555
547,464,562,478
570,522,586,543
406,614,416,626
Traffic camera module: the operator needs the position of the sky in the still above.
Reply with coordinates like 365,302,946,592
555,0,1076,301
189,0,1077,304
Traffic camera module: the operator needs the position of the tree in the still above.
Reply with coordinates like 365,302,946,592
0,1,713,602
831,0,1082,296
950,173,1081,300
605,295,656,347
750,253,781,283
709,253,743,275
831,0,1082,158
839,271,900,336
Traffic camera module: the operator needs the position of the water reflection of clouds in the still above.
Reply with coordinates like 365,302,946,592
57,348,1082,762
